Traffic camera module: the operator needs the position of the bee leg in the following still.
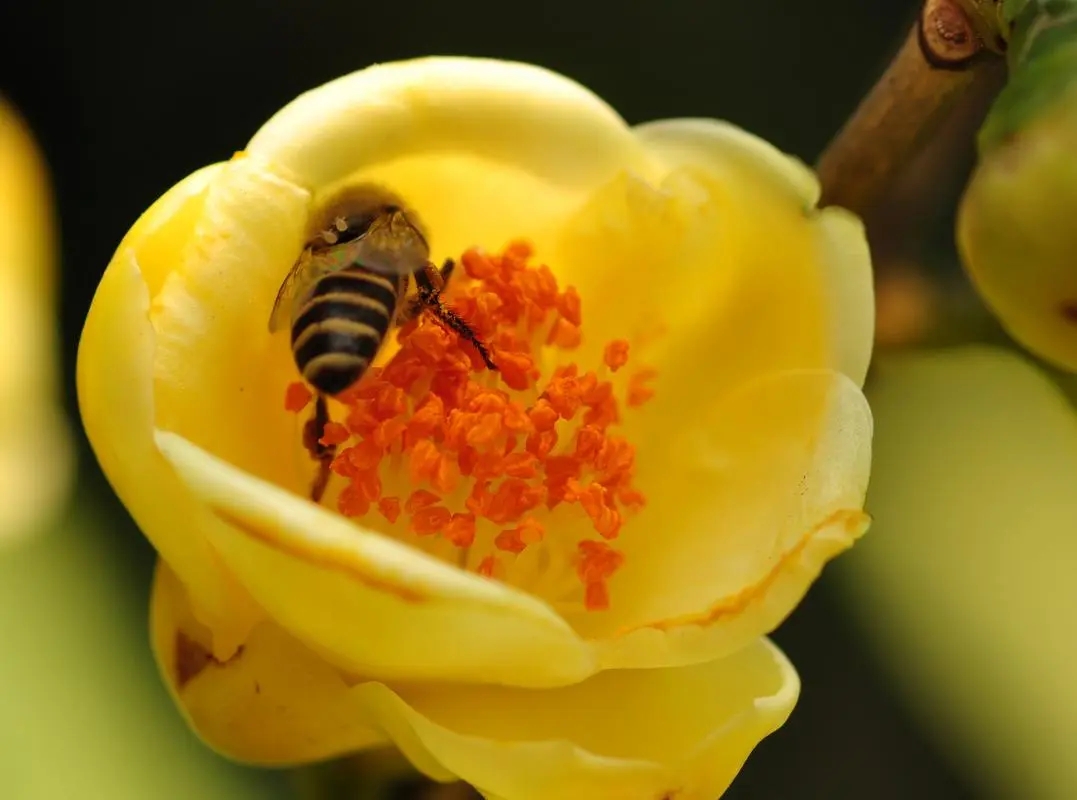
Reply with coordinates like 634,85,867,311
301,394,335,503
413,265,497,372
434,257,455,288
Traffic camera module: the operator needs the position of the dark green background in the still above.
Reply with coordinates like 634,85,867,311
1,1,977,797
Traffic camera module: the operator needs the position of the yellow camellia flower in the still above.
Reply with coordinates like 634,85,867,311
77,58,874,799
0,98,72,545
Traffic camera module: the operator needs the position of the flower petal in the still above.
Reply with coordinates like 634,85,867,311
154,561,797,798
579,368,872,668
247,57,655,198
841,346,1077,799
151,562,390,765
624,116,874,387
77,165,261,658
246,56,657,272
154,429,597,687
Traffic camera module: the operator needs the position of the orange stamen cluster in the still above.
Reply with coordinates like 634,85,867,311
284,242,656,610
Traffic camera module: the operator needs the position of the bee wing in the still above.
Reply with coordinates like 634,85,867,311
268,250,336,333
348,211,430,276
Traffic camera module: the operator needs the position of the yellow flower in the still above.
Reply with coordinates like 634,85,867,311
0,98,72,545
77,58,874,798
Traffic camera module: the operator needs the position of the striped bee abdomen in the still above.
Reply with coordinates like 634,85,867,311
290,268,402,396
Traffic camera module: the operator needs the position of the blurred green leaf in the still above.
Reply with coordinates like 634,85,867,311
0,493,289,800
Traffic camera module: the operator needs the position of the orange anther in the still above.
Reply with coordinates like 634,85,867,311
337,484,371,517
525,429,558,459
353,470,383,503
372,416,408,449
462,248,498,279
494,528,527,554
577,540,625,582
444,513,477,548
377,496,402,524
584,581,610,611
543,376,583,419
547,317,582,349
405,489,441,513
319,422,351,447
618,487,647,511
467,390,508,414
477,555,497,577
465,412,503,448
284,382,313,412
465,480,491,516
573,426,605,463
603,340,630,371
502,452,539,479
504,239,534,260
345,439,383,472
501,401,532,434
431,454,460,495
375,385,407,418
517,516,545,544
527,399,559,432
408,438,441,485
557,287,582,326
628,368,658,407
411,505,451,536
497,351,536,391
345,400,380,436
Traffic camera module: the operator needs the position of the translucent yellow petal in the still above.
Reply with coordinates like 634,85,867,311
551,126,872,423
151,562,389,765
247,57,656,197
0,99,72,543
576,368,871,667
77,166,261,658
154,430,597,687
148,155,312,495
154,563,796,796
840,346,1077,800
630,118,874,387
384,639,796,800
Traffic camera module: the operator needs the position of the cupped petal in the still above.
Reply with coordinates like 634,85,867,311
151,562,389,765
247,57,656,200
840,346,1077,799
154,430,597,687
77,165,261,658
154,561,796,798
632,118,873,388
551,120,873,417
576,368,872,668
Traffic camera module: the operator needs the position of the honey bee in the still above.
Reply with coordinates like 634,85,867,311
270,183,496,501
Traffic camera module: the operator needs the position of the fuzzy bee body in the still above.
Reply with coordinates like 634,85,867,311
270,183,497,501
289,267,406,396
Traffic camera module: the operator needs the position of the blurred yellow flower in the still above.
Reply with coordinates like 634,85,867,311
77,58,874,798
0,98,72,545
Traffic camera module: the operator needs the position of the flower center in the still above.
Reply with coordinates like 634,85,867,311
282,242,655,611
